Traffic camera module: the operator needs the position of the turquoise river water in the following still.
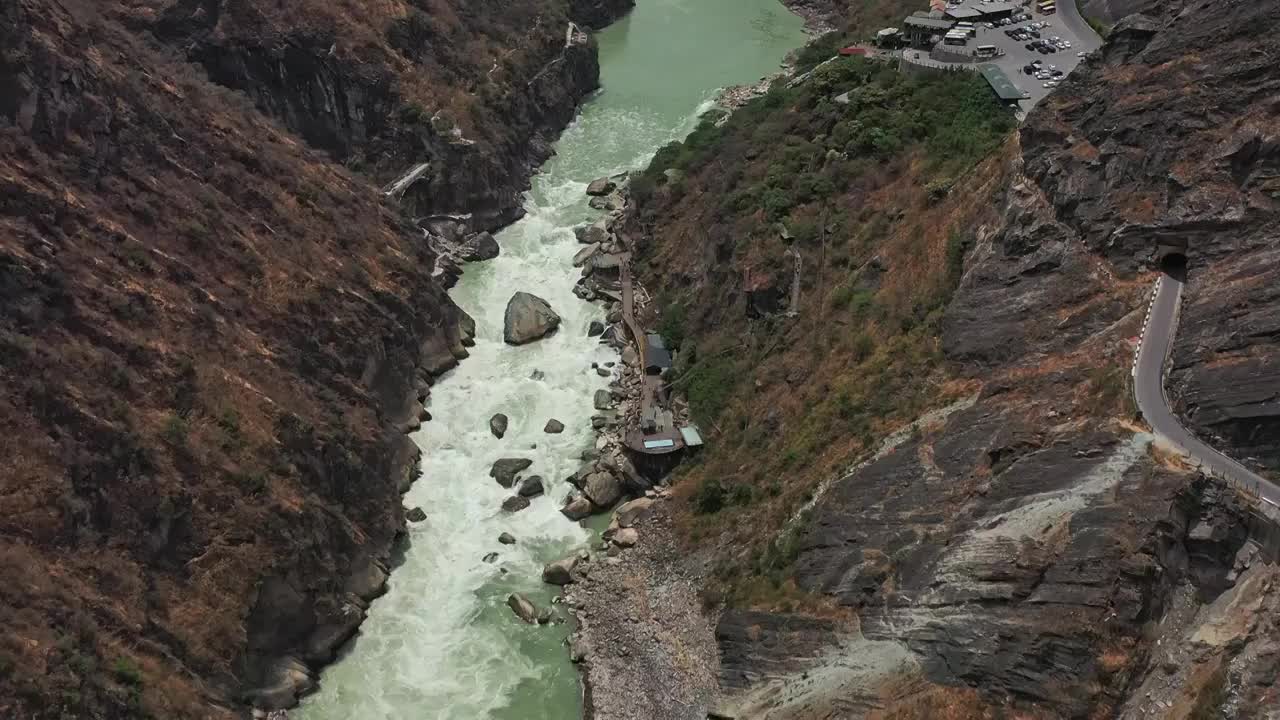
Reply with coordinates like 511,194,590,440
297,1,805,717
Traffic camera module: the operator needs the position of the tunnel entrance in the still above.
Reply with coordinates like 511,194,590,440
1159,251,1188,282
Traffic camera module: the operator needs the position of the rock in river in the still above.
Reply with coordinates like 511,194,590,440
501,495,531,513
561,494,594,521
405,506,427,523
490,458,532,487
490,413,509,439
574,219,609,245
586,176,617,196
572,243,600,267
507,593,539,624
543,555,579,585
594,389,613,410
589,193,624,212
518,475,545,497
503,291,561,345
498,532,517,545
588,320,605,337
458,231,500,261
582,471,623,510
544,418,565,434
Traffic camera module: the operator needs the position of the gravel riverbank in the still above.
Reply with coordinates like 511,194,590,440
565,502,721,720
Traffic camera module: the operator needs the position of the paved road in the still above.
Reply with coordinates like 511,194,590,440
1133,273,1280,509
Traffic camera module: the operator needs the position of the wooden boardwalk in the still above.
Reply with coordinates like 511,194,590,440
617,254,685,455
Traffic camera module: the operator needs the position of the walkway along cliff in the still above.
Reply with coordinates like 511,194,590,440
569,0,1280,716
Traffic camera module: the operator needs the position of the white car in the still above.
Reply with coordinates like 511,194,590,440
1063,41,1072,48
1077,51,1089,57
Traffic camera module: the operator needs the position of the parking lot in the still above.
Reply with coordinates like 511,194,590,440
931,2,1103,110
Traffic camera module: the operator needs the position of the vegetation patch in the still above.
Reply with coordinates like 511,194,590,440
632,51,1017,606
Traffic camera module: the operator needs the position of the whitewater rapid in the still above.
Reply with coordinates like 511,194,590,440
298,1,806,717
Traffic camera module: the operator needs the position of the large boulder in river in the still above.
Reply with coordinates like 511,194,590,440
458,231,500,261
582,471,623,509
501,495,531,513
490,413,509,439
544,419,565,434
542,555,579,585
490,458,532,488
504,292,561,345
586,177,616,196
508,594,538,624
518,476,545,498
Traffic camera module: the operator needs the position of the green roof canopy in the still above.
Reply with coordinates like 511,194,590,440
980,64,1023,101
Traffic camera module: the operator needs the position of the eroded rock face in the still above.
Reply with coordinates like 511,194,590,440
154,0,609,230
1012,0,1280,472
569,0,636,29
503,292,562,345
706,3,1280,717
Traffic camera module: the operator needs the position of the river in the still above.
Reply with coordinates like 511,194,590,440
297,1,805,718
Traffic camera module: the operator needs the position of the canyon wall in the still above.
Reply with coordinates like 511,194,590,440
619,0,1280,716
0,0,620,716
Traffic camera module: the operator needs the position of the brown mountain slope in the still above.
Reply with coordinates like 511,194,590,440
618,0,1280,716
0,0,615,715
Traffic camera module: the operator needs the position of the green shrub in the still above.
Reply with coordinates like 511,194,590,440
657,301,688,350
162,414,189,447
398,102,428,125
694,479,726,514
686,356,737,423
112,657,143,686
794,32,846,74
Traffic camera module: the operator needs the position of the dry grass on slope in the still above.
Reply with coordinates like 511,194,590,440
626,58,1021,606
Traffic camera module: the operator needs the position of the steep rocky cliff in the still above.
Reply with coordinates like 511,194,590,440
1016,0,1280,472
0,0,609,716
615,0,1280,716
140,0,628,229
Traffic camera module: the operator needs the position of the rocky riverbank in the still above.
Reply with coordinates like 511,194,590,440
565,500,721,720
